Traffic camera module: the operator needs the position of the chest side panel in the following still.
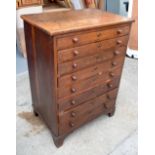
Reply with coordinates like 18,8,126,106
24,22,59,136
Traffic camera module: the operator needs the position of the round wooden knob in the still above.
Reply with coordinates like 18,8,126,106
72,37,79,43
71,100,76,105
117,40,122,45
97,43,102,48
112,62,117,67
104,103,109,109
107,83,113,88
98,72,102,76
73,50,79,56
69,122,75,127
71,75,77,81
107,94,112,99
104,103,108,109
117,29,123,34
109,72,115,77
114,51,120,55
97,32,102,37
71,88,76,93
71,111,76,117
72,63,77,68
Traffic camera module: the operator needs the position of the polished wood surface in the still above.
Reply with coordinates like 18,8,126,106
58,36,128,63
24,22,59,136
59,90,117,134
58,66,123,99
56,25,130,50
21,9,133,35
58,56,125,88
23,9,133,148
58,36,128,76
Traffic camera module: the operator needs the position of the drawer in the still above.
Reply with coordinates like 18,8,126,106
58,66,122,99
58,55,125,88
59,89,117,134
58,45,127,76
58,76,120,111
58,36,129,63
56,25,130,50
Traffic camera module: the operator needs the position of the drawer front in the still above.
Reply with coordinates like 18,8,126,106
58,44,127,76
58,77,120,111
58,66,122,99
56,25,130,50
59,89,117,134
58,54,125,88
58,36,128,63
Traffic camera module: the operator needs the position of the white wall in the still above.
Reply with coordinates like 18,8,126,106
16,6,43,28
128,0,133,17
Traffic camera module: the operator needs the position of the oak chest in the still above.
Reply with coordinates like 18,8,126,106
22,9,133,148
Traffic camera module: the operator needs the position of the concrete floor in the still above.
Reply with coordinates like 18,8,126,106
16,57,137,155
16,48,28,75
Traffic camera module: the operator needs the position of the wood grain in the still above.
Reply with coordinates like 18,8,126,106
23,9,133,147
58,35,128,63
56,26,130,50
21,9,133,35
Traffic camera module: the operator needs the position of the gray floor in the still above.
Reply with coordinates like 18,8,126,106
16,57,137,155
16,48,28,75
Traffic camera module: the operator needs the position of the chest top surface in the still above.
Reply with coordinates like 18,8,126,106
21,9,133,36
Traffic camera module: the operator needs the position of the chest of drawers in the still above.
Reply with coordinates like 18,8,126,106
22,9,133,148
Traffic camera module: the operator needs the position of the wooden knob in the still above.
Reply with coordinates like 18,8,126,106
69,122,75,127
71,88,76,93
71,100,76,105
117,29,123,34
114,51,120,55
73,50,79,56
109,72,115,77
117,40,122,45
98,72,102,76
107,83,113,88
97,43,102,48
112,62,117,67
97,32,102,37
104,103,108,109
72,63,77,68
107,94,112,100
71,75,77,81
72,37,79,43
96,55,101,62
71,111,76,117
